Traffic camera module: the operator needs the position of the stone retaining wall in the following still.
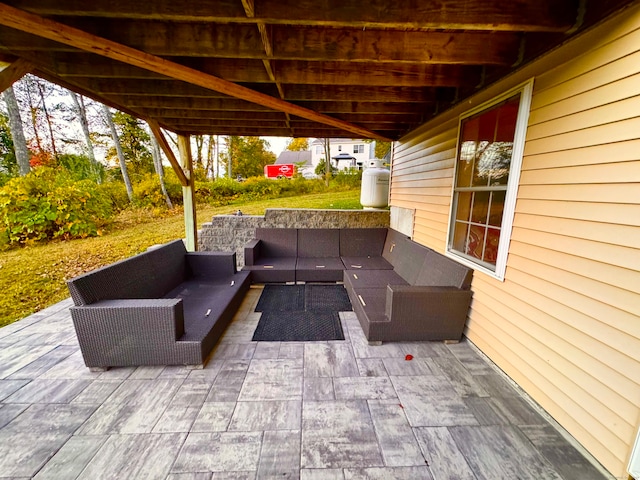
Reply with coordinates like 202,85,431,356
198,208,390,268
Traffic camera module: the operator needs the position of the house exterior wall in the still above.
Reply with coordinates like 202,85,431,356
310,139,372,170
390,5,640,478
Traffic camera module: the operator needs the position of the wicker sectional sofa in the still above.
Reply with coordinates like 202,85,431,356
342,230,473,343
66,240,251,370
243,227,473,343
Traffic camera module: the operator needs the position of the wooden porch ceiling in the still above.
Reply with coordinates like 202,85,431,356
0,0,634,140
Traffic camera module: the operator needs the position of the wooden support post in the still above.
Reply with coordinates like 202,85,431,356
178,134,197,251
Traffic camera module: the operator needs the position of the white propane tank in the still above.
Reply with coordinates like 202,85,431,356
360,160,390,209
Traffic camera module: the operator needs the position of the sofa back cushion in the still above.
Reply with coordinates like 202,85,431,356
392,237,432,284
256,228,297,257
415,250,473,289
339,228,387,257
146,240,188,295
67,240,187,306
298,228,340,258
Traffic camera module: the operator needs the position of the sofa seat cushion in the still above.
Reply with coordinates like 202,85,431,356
343,269,408,290
164,275,249,342
341,256,393,270
296,257,344,282
243,257,296,283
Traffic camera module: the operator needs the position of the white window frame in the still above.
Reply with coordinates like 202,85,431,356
446,79,534,281
354,144,364,154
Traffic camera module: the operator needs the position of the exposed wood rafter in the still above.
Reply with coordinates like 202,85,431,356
241,0,293,135
0,57,33,91
4,0,577,32
148,119,189,186
0,3,390,140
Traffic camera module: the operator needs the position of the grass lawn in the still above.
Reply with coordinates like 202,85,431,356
0,189,363,327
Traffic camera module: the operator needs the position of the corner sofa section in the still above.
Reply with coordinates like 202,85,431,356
243,227,474,343
343,233,473,342
66,239,251,370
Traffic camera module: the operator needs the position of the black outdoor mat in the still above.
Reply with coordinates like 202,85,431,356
254,284,305,312
252,310,345,342
304,284,353,312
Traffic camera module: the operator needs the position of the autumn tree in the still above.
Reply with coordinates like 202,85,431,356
149,131,173,209
285,137,309,151
221,136,276,179
102,105,133,202
109,111,153,177
69,92,96,164
1,87,30,176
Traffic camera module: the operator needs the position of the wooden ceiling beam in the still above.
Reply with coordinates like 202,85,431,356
161,119,290,128
44,55,479,87
0,3,390,140
136,108,288,121
296,101,436,114
111,96,434,114
0,21,521,65
110,95,274,111
58,78,233,97
32,68,155,121
0,57,33,91
283,85,445,103
275,61,480,87
8,0,576,32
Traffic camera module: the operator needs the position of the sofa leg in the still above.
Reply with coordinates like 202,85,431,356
368,340,383,346
89,366,109,372
444,339,460,344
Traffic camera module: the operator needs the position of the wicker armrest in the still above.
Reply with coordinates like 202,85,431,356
187,251,238,278
244,238,261,266
71,298,185,341
69,298,189,368
385,284,472,325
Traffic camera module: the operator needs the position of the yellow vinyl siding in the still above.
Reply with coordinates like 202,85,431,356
391,4,640,477
516,199,640,226
528,73,640,125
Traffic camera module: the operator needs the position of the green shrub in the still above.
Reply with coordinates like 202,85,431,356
58,153,105,183
133,172,182,208
332,169,362,189
95,181,130,212
208,177,243,204
0,167,113,245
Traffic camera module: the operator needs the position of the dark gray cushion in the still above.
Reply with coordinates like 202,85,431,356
339,228,388,257
256,228,298,257
298,228,340,258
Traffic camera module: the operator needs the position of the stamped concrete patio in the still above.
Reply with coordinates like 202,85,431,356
0,285,610,479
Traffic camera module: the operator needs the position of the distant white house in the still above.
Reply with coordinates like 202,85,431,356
309,139,375,171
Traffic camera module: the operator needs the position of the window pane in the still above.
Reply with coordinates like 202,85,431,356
453,221,469,253
471,191,490,224
463,95,520,187
484,227,501,265
457,116,480,187
489,191,506,227
490,96,520,185
455,192,472,222
466,225,485,261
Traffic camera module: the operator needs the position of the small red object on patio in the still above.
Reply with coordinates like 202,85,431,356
405,354,413,361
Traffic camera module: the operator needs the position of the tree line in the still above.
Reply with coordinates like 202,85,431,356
0,75,278,192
